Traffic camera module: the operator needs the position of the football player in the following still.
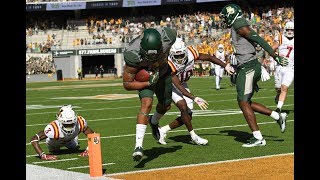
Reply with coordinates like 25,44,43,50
30,105,95,160
157,38,234,145
273,21,294,113
220,4,288,147
214,44,229,90
122,28,177,161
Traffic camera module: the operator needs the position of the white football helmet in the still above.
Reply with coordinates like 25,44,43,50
284,21,294,38
170,38,188,65
218,44,224,53
56,105,77,135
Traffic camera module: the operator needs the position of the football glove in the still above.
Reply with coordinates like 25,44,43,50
79,150,89,157
224,63,235,75
261,66,270,82
40,152,58,161
148,71,159,86
274,56,289,66
194,97,209,110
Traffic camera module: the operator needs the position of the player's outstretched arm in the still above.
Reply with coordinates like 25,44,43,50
238,26,288,66
30,131,57,161
172,75,208,110
79,126,95,157
122,65,150,90
198,53,234,74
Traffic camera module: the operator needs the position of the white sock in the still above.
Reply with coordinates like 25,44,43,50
277,101,284,109
252,130,263,140
135,124,147,148
270,111,280,121
215,76,220,88
189,130,197,138
161,125,171,133
151,111,163,125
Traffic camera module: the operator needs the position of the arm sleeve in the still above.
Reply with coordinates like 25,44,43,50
246,30,277,58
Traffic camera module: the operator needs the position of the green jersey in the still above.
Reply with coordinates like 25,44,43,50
124,27,176,77
231,17,256,67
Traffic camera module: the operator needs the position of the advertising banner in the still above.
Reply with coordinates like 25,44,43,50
26,3,47,11
161,0,196,5
123,0,161,7
78,48,124,55
46,1,87,11
52,50,77,57
86,0,123,9
196,0,230,3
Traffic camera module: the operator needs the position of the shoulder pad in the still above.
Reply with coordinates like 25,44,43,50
44,121,60,139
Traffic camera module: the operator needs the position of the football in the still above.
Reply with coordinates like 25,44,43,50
134,69,150,82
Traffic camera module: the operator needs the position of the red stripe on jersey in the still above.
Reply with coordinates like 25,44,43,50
187,46,199,60
77,116,84,132
168,60,177,74
50,122,59,139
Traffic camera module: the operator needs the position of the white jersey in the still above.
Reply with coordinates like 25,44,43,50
44,116,87,146
275,34,294,67
168,45,199,83
215,50,226,63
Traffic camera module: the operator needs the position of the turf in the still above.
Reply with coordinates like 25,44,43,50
26,76,294,174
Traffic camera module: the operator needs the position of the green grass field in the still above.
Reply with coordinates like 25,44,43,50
26,76,294,175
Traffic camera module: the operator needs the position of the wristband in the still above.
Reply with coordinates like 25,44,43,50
39,152,45,157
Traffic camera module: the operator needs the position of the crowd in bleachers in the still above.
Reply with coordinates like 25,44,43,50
26,3,293,76
26,54,56,75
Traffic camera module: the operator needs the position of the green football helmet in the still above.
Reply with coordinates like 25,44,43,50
220,4,243,27
140,28,163,62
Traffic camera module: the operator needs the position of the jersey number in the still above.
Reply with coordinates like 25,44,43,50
286,46,293,58
180,69,193,82
45,128,51,134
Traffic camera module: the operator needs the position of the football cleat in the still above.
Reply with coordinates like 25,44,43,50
277,112,287,133
158,128,167,145
191,135,208,145
132,146,143,161
242,137,266,147
148,115,160,140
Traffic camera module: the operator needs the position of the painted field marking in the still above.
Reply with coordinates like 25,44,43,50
32,158,78,164
107,152,294,176
26,119,294,148
67,163,116,170
26,104,293,126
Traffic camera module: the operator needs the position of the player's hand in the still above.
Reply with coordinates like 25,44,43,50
261,66,270,81
194,97,209,110
274,56,289,66
225,63,235,75
40,153,58,161
79,150,89,157
148,71,159,86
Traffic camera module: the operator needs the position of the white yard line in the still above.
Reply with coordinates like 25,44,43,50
32,158,79,164
67,163,116,170
26,119,294,148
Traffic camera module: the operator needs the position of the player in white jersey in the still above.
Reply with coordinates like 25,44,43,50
30,105,95,160
155,38,234,145
273,21,294,113
214,44,228,90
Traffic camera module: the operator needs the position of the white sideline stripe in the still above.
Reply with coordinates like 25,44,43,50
26,120,294,148
107,153,294,176
26,95,293,115
32,158,78,164
26,164,119,180
67,163,116,169
26,103,294,127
